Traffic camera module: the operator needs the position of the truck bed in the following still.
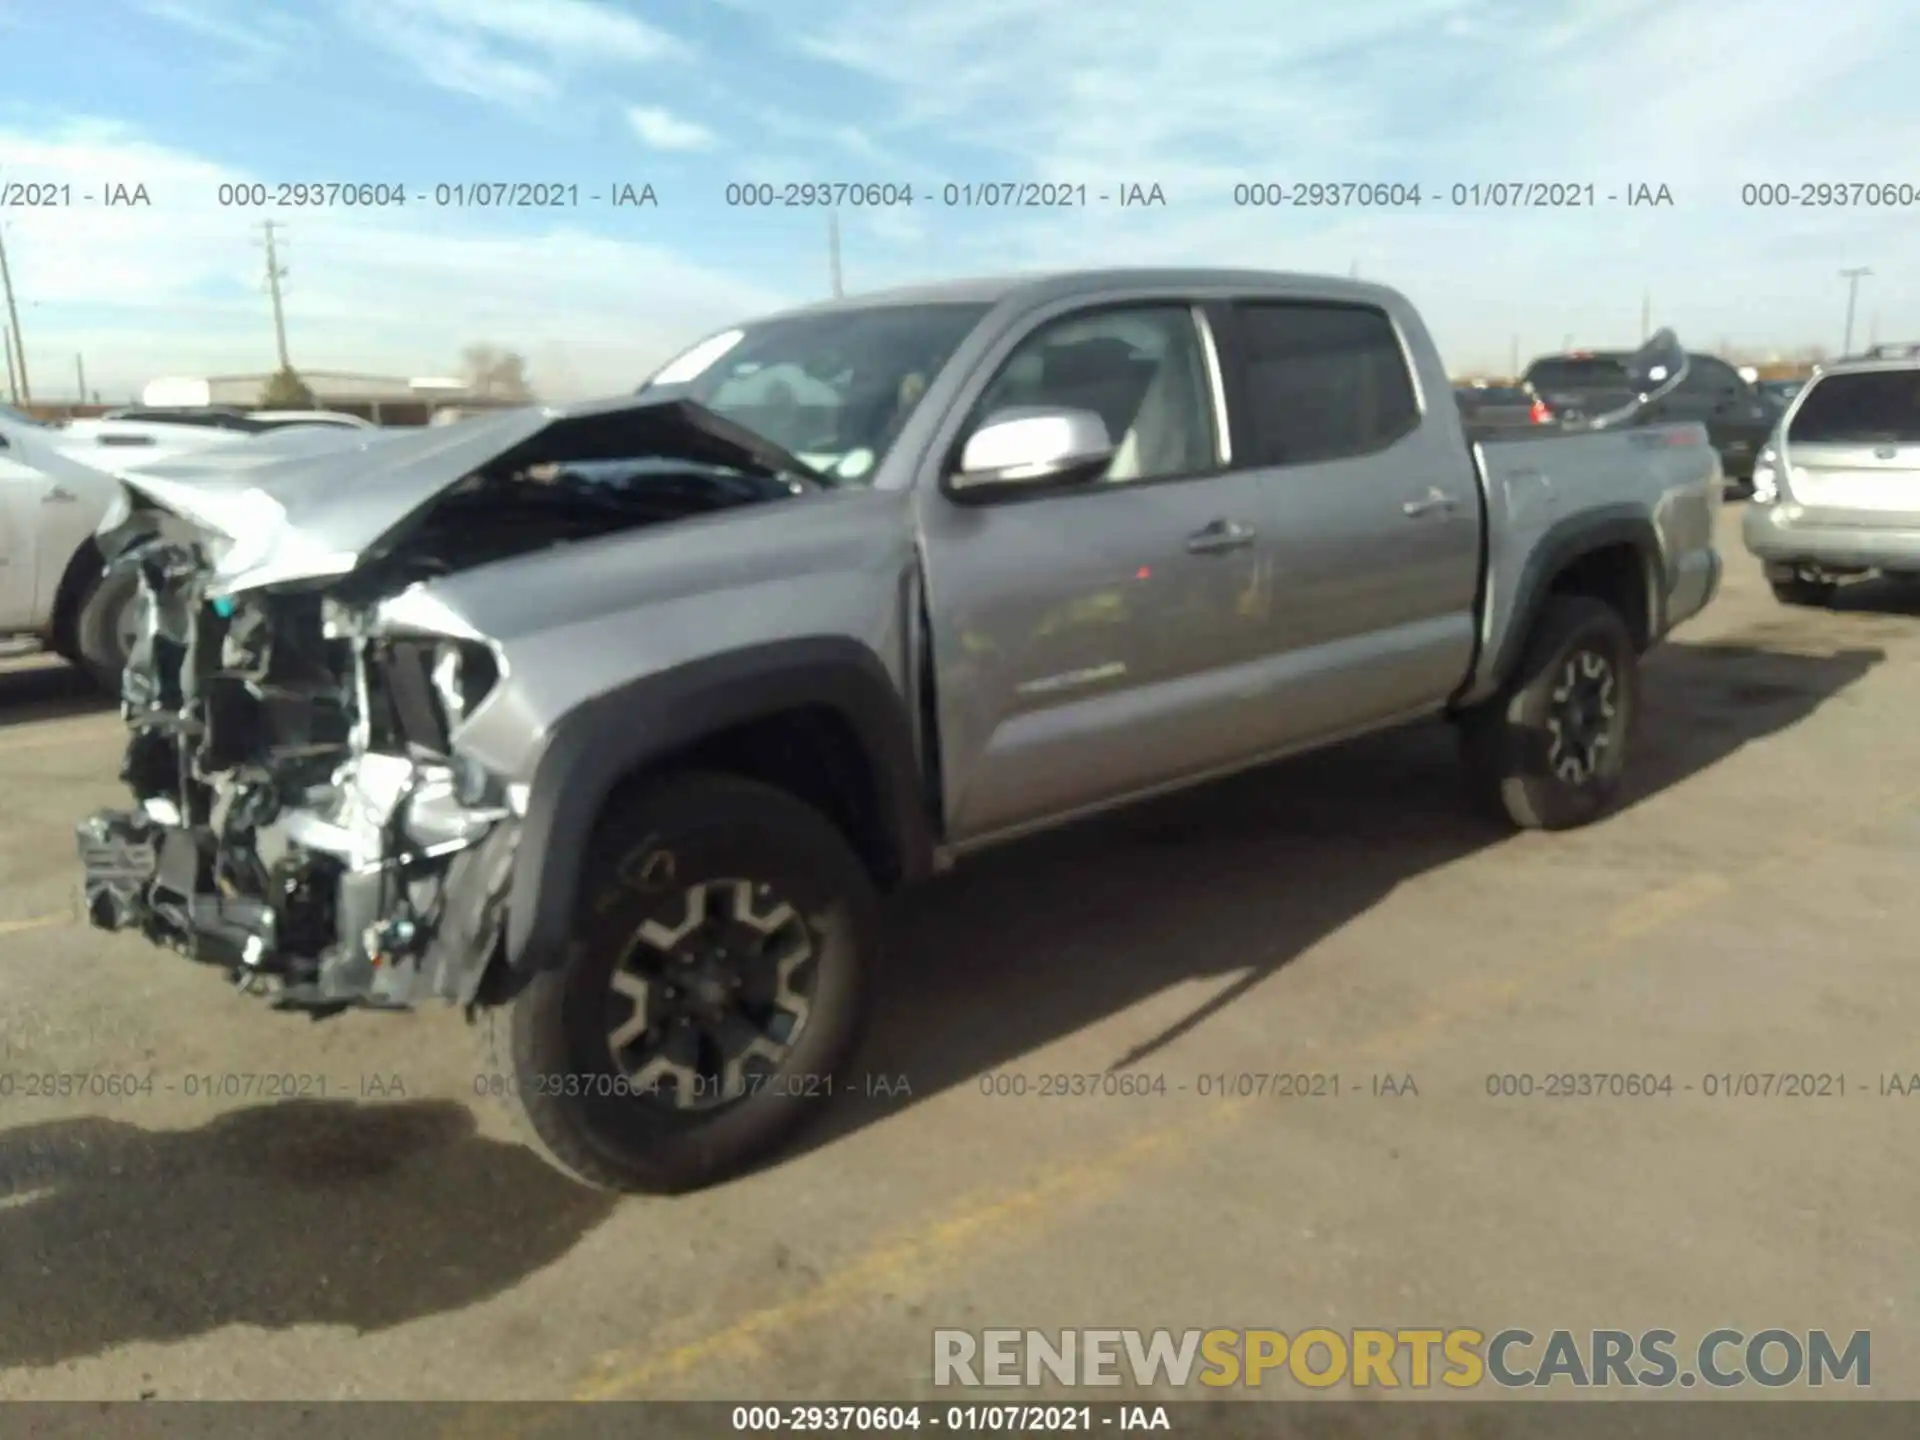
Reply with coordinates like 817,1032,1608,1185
1458,421,1723,706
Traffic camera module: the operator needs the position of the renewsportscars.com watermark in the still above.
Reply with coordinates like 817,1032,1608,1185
933,1328,1871,1391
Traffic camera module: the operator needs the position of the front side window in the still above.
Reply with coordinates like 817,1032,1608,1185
645,302,990,485
1233,301,1419,467
962,305,1216,484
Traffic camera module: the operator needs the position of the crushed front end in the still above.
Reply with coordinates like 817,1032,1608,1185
76,513,520,1014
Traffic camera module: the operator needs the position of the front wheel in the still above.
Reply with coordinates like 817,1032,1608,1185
1459,595,1639,831
477,771,880,1193
71,564,145,695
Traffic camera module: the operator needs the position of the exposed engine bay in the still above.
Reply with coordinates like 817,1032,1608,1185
75,400,815,1014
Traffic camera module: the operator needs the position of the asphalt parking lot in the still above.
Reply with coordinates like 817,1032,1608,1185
1,503,1918,1405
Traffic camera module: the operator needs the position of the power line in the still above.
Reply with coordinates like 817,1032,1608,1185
0,226,29,402
259,220,292,370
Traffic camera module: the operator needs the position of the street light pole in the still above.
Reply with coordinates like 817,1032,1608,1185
1839,267,1872,356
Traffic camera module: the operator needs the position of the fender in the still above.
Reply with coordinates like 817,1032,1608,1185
1479,508,1664,696
501,636,934,974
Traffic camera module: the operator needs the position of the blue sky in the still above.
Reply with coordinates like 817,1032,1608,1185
0,0,1916,399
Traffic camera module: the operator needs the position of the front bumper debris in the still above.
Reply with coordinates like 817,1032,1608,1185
75,523,521,1014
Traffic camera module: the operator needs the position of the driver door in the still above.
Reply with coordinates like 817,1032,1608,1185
916,300,1271,846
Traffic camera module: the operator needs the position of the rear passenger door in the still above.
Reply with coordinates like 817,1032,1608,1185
1211,297,1482,752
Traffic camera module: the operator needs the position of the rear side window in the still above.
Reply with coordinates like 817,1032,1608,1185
1231,302,1419,466
1788,372,1920,445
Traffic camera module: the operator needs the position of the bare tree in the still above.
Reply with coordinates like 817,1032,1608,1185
459,344,534,401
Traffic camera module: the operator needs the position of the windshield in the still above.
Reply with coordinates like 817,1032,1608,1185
643,302,992,484
1524,357,1631,390
1788,371,1920,445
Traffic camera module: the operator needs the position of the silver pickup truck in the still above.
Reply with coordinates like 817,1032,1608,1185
73,269,1722,1192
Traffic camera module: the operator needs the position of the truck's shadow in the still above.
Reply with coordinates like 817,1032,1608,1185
0,658,112,728
795,624,1888,1155
0,1099,616,1369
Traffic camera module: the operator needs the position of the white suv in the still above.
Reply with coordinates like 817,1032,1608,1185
1743,358,1920,605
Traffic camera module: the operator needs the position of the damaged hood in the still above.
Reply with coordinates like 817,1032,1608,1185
110,396,825,596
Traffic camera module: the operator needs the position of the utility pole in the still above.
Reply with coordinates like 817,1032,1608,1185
1839,267,1871,356
260,220,292,370
1349,257,1359,278
74,354,86,406
0,225,29,402
828,211,843,299
1640,290,1650,341
2,326,16,403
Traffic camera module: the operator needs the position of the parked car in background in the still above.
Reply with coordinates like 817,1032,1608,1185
1454,382,1554,434
76,268,1721,1194
1757,379,1804,411
1744,354,1920,605
0,407,340,690
1524,349,1774,492
248,410,377,430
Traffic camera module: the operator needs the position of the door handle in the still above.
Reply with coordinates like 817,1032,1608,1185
1186,518,1257,554
41,485,77,504
1402,487,1459,518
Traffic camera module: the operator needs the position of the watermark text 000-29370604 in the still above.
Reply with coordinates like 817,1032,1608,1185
933,1327,1871,1392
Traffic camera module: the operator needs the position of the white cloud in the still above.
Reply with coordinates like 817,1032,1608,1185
0,120,792,402
766,0,1920,369
627,106,718,152
337,0,683,111
135,0,290,59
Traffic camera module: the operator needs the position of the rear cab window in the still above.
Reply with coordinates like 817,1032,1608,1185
1226,300,1420,466
1523,357,1630,390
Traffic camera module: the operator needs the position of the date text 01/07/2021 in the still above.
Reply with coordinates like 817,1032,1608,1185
720,182,1169,209
0,1071,407,1101
208,182,660,208
975,1072,1420,1099
731,1404,1171,1432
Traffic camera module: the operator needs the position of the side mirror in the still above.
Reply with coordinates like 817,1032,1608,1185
949,407,1115,496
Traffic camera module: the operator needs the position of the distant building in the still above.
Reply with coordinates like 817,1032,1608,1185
139,371,529,426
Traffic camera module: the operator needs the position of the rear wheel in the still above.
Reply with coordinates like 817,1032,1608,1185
478,770,880,1193
1460,595,1639,831
1770,576,1837,608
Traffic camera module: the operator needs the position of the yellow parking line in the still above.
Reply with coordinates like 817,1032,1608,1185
566,781,1920,1406
568,868,1743,1402
0,718,126,755
0,914,68,937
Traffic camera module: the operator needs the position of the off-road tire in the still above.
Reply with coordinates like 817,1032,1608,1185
1770,577,1837,608
1459,595,1639,831
477,770,880,1193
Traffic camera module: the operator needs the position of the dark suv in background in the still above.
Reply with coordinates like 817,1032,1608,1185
1524,350,1777,493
